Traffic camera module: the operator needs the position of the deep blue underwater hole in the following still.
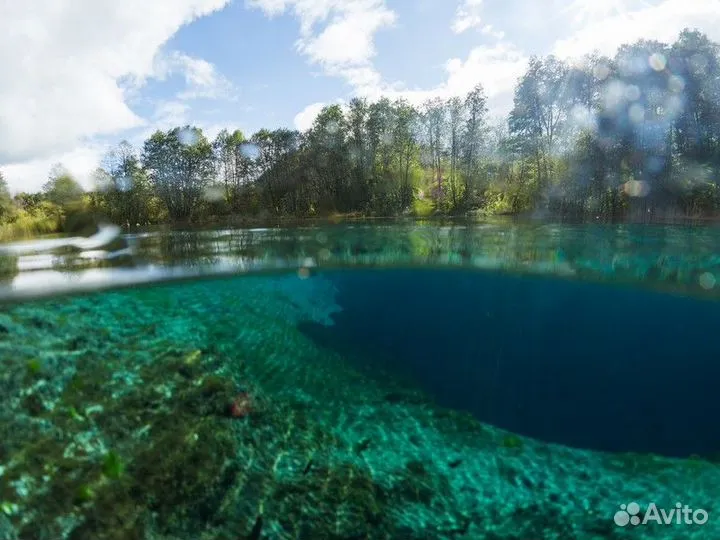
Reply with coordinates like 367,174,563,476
300,269,720,458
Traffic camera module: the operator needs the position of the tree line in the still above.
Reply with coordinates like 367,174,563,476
1,28,719,236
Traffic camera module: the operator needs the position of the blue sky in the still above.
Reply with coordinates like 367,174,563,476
2,0,719,191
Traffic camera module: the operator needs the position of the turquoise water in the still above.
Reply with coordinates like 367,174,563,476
0,222,718,539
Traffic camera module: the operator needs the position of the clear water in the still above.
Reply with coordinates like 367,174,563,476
0,222,718,539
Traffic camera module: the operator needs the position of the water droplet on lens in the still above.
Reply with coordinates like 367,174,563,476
239,142,260,160
178,127,199,146
648,53,667,71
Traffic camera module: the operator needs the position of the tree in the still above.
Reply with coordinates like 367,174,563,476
346,97,371,209
447,96,465,210
304,105,350,212
252,128,302,213
391,99,418,211
213,129,254,211
671,30,720,166
142,126,215,221
462,84,489,208
42,164,84,207
100,141,153,226
421,98,447,204
509,56,572,195
0,171,14,221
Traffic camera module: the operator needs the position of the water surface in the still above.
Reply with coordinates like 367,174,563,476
2,221,720,299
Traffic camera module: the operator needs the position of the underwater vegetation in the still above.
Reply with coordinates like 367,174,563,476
0,272,717,539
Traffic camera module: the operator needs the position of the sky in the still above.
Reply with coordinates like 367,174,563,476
1,0,720,192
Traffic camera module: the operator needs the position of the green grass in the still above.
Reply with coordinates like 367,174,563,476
0,209,60,241
411,198,435,218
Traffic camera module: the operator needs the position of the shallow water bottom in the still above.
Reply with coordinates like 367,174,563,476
0,269,717,539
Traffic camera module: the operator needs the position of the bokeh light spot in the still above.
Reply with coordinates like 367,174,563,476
629,103,645,124
178,127,199,146
623,180,650,198
624,85,641,101
116,175,133,193
203,185,225,202
239,142,260,160
699,272,716,290
668,75,685,93
648,53,667,71
593,63,611,81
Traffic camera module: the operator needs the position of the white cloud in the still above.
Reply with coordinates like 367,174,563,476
298,2,395,68
2,145,108,194
294,101,328,131
339,67,386,93
0,0,231,190
443,44,527,114
291,0,720,125
246,0,290,16
266,0,524,125
348,43,528,117
152,101,193,130
153,51,235,100
248,0,395,89
2,116,242,195
557,0,653,28
553,0,720,59
481,24,505,40
452,0,484,34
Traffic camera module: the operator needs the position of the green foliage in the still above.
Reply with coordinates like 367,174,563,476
26,358,43,377
213,129,251,212
142,126,215,221
0,172,15,222
74,484,95,504
101,451,124,480
501,434,524,450
68,406,85,422
0,203,62,240
96,140,159,227
42,165,84,207
482,191,516,215
411,197,435,217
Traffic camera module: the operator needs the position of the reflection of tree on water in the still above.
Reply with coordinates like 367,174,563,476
146,228,325,268
3,223,719,298
0,224,133,278
212,229,263,257
156,231,221,268
145,228,290,268
0,254,18,281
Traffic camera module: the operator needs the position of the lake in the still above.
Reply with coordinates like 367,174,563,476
0,221,718,539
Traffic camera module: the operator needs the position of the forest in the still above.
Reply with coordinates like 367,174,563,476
1,28,719,237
